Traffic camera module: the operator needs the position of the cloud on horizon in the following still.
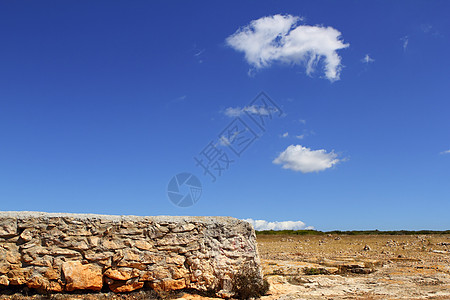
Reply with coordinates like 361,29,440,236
243,218,314,231
273,144,341,173
226,14,349,81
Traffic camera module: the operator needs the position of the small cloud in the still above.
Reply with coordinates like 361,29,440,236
223,107,243,117
421,24,433,33
223,105,278,117
194,49,205,57
273,144,341,173
361,54,375,64
195,49,205,63
247,68,256,77
280,132,305,139
243,218,314,231
299,119,306,124
440,149,450,155
296,129,313,140
401,36,409,51
420,24,442,38
169,95,187,104
245,105,271,116
192,44,205,63
226,14,349,82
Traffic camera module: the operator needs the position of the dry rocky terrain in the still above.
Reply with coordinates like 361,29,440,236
2,233,450,299
257,234,450,299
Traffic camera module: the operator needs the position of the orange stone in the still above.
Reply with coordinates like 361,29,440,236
62,261,103,291
104,268,139,281
151,278,186,291
109,280,144,293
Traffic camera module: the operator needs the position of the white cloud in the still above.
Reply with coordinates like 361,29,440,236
223,105,276,117
273,144,341,173
361,54,375,63
243,218,314,231
281,132,289,138
296,134,305,139
223,107,243,117
192,44,205,63
194,49,205,57
421,24,433,33
401,36,409,51
226,14,349,81
245,105,271,115
419,24,442,38
440,149,450,155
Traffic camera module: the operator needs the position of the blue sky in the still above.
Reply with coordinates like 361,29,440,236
1,1,449,230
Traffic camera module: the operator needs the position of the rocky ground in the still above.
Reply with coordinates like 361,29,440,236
2,234,450,299
257,234,450,299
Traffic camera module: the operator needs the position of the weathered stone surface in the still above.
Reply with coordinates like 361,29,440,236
44,267,60,280
7,268,32,285
26,273,50,290
151,278,187,291
0,218,17,237
104,267,140,281
0,244,21,266
0,211,262,297
0,275,9,286
109,279,144,293
62,261,103,291
47,281,64,292
62,262,103,291
0,262,10,274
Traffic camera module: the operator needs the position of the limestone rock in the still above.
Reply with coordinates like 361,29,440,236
7,268,32,285
0,211,263,297
104,267,140,281
0,218,17,237
0,275,9,286
151,278,187,291
26,274,50,290
109,279,144,293
62,261,103,291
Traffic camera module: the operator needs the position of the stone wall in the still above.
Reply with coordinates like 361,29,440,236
0,212,262,297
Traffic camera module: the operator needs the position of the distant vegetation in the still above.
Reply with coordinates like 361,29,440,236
256,229,450,235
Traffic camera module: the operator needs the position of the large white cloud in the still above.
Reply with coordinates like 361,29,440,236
226,14,349,81
243,219,314,231
273,144,340,173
